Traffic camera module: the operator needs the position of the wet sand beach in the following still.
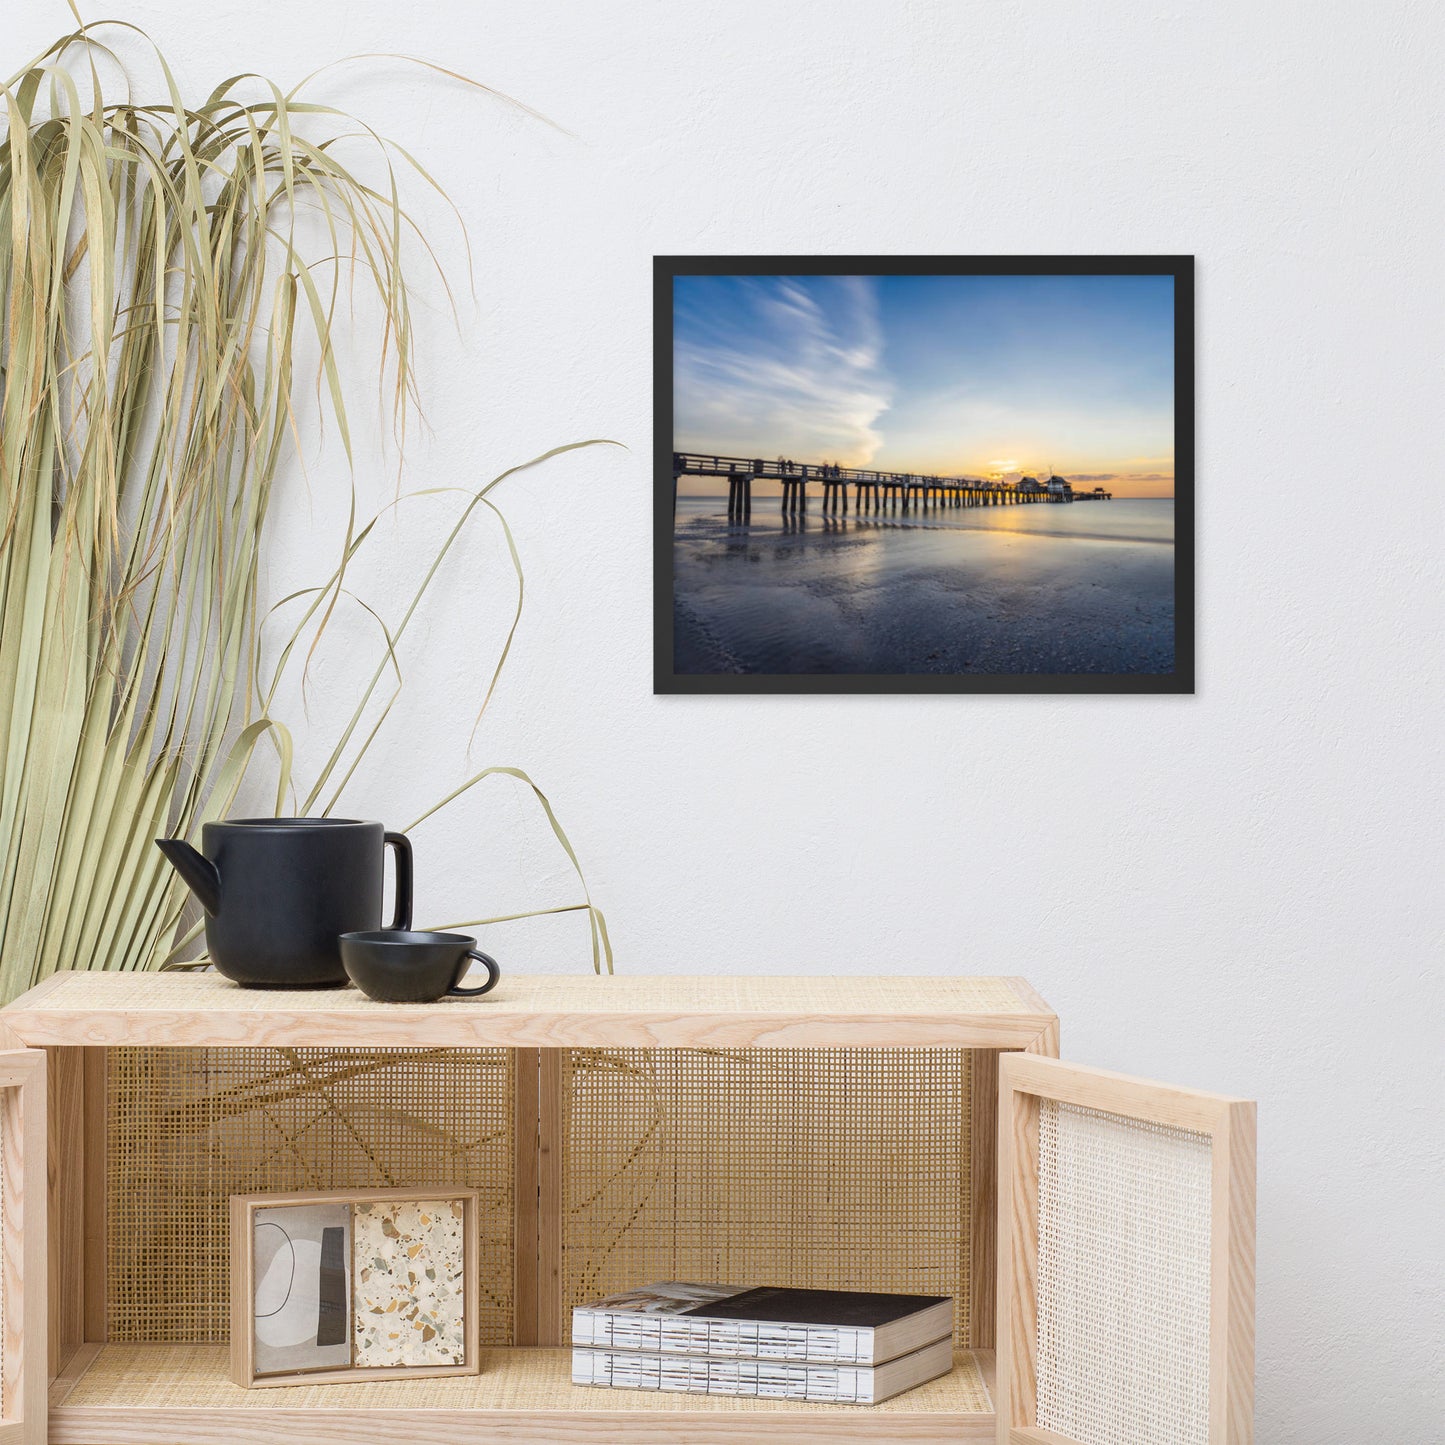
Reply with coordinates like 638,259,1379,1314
672,497,1175,676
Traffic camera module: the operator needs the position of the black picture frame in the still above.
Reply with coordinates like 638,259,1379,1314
654,255,1194,695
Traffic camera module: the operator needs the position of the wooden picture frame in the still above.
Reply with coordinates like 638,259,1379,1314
997,1054,1255,1445
230,1187,481,1388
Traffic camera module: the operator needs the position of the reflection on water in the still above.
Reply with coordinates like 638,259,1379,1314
672,496,1176,676
678,494,1174,546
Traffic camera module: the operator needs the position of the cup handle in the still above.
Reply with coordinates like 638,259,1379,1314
449,950,500,997
384,831,413,931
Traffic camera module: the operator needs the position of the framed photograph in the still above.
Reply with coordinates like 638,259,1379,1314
655,255,1194,694
230,1187,480,1387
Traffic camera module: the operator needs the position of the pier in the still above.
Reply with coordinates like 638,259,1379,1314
672,453,1112,521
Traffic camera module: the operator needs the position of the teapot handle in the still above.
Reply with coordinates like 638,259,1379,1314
384,831,413,931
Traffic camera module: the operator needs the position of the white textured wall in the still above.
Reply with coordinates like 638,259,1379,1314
13,1,1444,1437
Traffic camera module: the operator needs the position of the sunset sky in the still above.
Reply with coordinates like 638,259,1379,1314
673,273,1176,498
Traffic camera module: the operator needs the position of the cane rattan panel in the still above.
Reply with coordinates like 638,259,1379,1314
106,1047,513,1344
1036,1099,1213,1445
561,1048,974,1345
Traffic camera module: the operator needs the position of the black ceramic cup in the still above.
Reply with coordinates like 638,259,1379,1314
338,930,501,1003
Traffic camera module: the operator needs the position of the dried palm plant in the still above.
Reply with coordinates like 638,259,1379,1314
0,18,611,1003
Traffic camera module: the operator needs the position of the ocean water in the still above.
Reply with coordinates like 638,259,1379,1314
671,495,1176,676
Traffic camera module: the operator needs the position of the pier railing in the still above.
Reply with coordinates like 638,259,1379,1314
672,452,997,488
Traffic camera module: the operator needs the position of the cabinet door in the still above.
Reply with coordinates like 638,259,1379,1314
997,1054,1254,1445
0,1050,45,1445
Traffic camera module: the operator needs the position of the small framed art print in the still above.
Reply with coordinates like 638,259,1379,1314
654,254,1194,694
230,1187,480,1387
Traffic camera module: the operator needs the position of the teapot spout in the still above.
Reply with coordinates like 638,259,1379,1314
155,838,221,915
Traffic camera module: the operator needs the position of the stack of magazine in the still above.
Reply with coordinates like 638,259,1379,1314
571,1282,955,1405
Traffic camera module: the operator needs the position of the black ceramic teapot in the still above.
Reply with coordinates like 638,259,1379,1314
156,818,412,988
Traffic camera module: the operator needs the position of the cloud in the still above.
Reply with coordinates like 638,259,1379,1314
673,276,892,465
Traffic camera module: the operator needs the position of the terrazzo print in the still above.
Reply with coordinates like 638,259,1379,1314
352,1199,468,1367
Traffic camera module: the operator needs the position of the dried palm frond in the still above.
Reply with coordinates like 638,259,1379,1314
0,20,611,1001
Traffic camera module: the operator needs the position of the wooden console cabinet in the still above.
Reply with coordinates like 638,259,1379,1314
0,971,1251,1444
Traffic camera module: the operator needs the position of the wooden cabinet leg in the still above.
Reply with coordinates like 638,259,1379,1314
83,1047,107,1343
47,1046,108,1378
513,1048,565,1346
969,1049,998,1352
513,1048,540,1345
48,1047,83,1376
